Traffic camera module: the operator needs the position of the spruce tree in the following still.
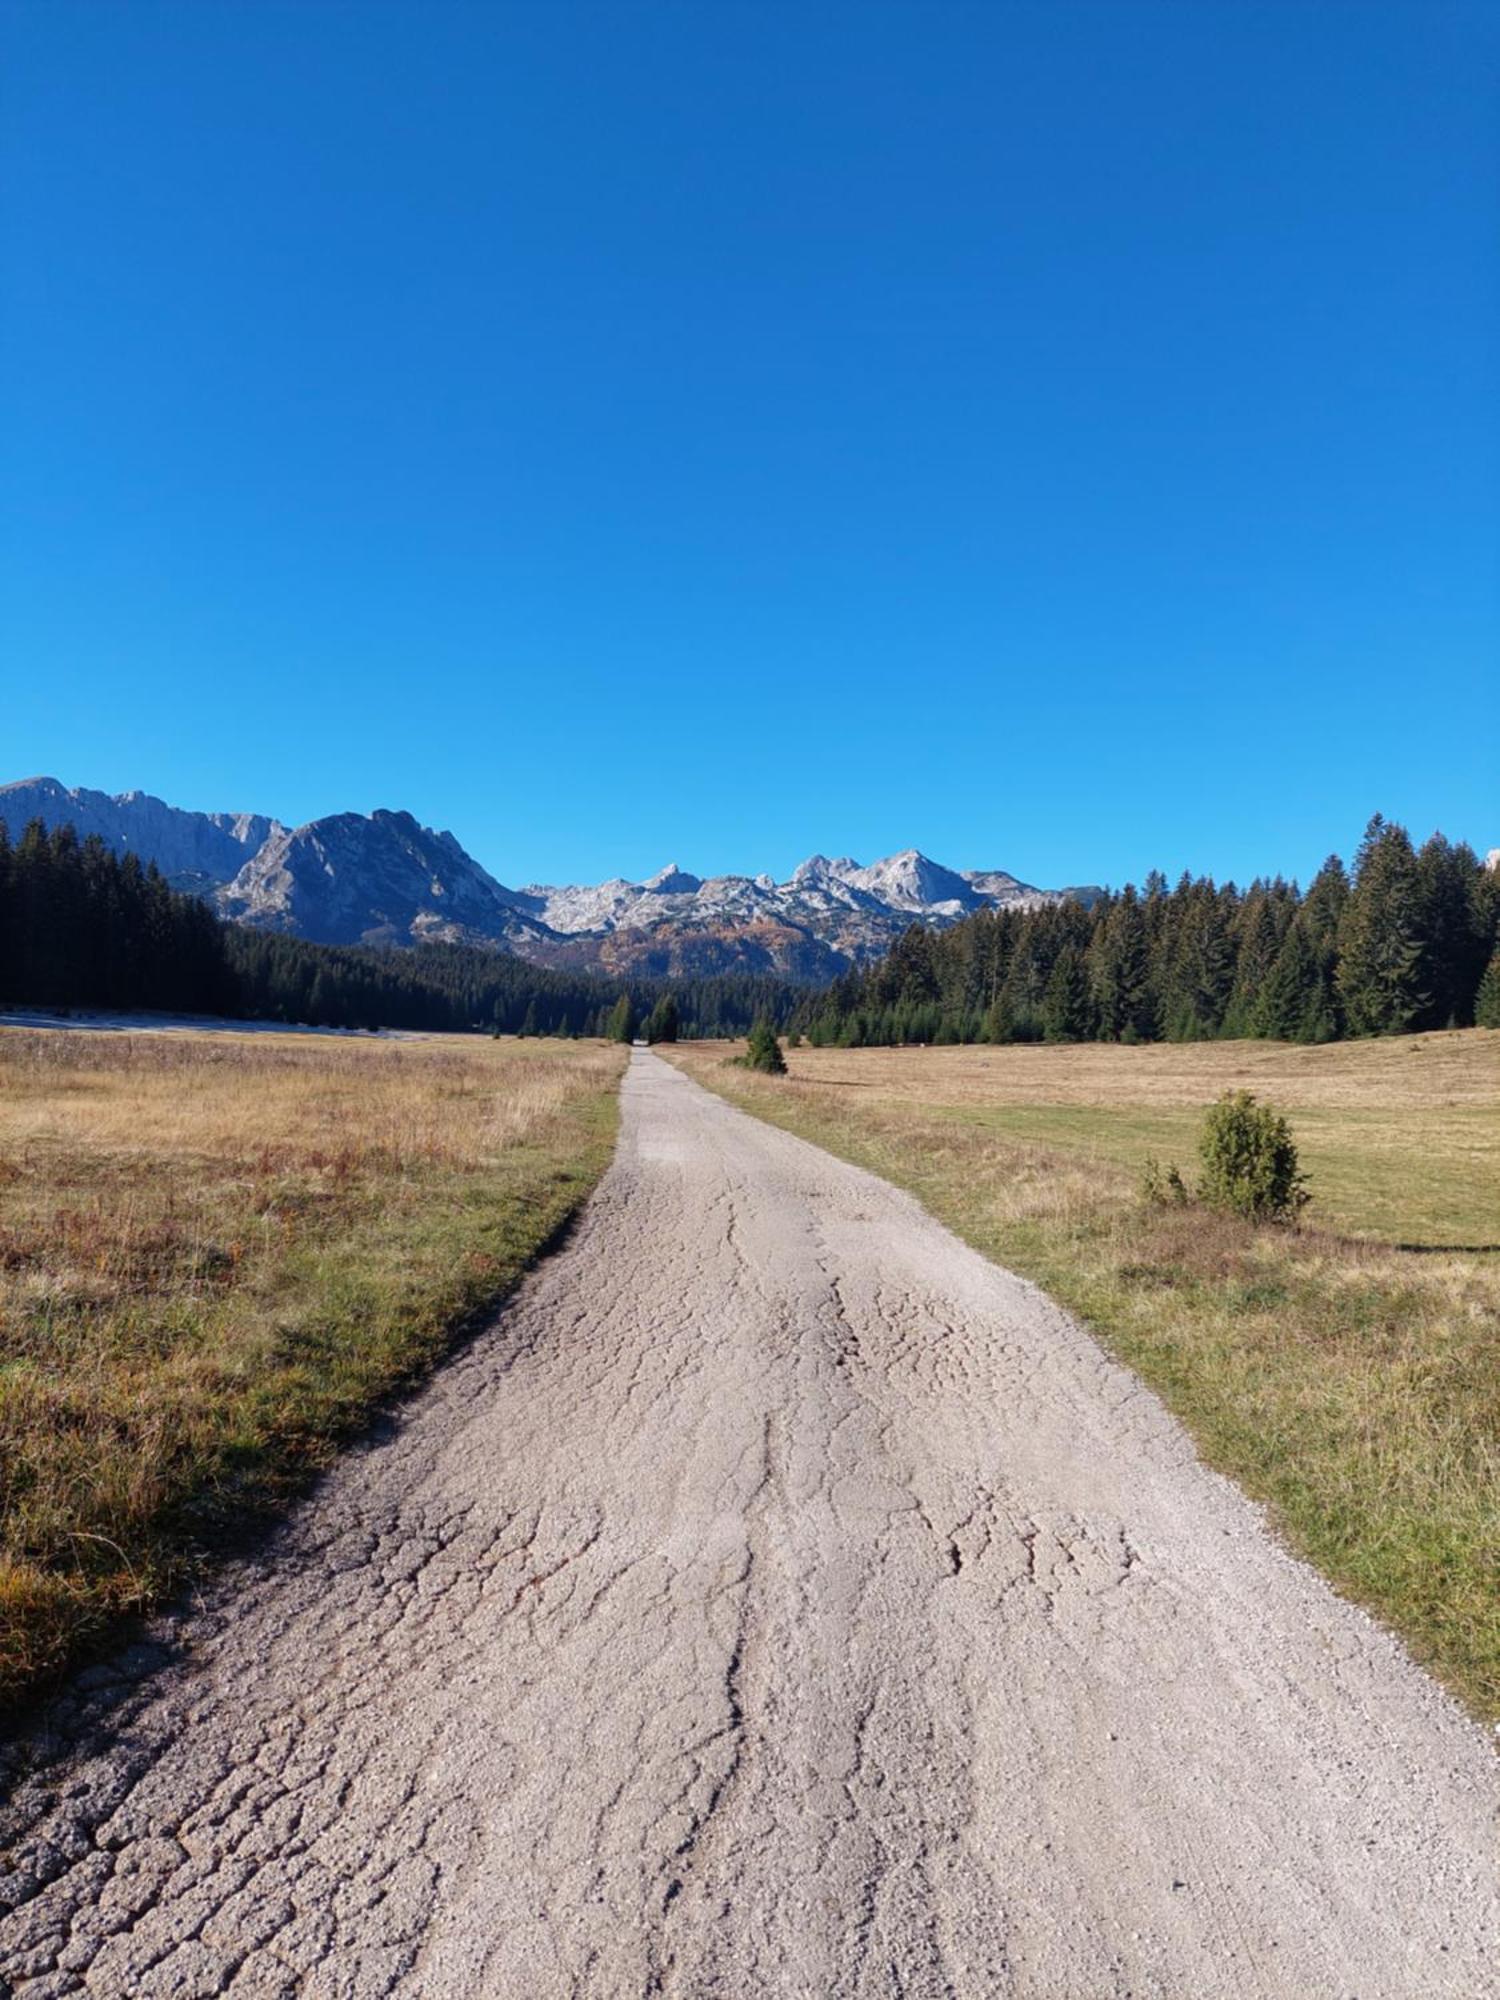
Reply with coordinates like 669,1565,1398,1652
742,1017,787,1073
0,821,11,998
645,993,680,1044
1470,866,1500,1023
1092,887,1154,1042
1042,946,1090,1042
1475,950,1500,1029
1254,916,1335,1042
1163,881,1235,1040
980,994,1016,1044
1337,816,1426,1035
1302,853,1351,939
1221,887,1285,1038
1414,834,1485,1028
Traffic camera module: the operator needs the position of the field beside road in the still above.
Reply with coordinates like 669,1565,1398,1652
6,1049,1497,1995
0,1026,624,1711
665,1029,1500,1719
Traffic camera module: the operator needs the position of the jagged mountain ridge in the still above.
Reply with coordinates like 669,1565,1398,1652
1,778,1074,980
0,776,279,892
216,811,559,954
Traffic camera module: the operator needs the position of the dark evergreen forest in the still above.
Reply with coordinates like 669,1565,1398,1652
3,814,1496,1046
0,819,797,1037
792,818,1500,1046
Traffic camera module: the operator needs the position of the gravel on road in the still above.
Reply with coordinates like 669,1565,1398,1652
2,1049,1496,1997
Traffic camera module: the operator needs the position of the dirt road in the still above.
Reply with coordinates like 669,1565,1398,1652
2,1050,1496,1997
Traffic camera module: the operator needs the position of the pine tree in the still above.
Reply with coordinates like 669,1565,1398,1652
0,820,11,997
1254,916,1334,1042
15,819,58,1003
1090,890,1137,1041
645,993,680,1044
606,994,637,1043
980,993,1016,1043
1163,882,1235,1040
1471,865,1500,1022
1475,950,1500,1029
1301,853,1351,942
1337,816,1426,1035
1042,946,1090,1042
742,1017,787,1073
1221,887,1286,1038
1413,834,1485,1028
873,926,940,1006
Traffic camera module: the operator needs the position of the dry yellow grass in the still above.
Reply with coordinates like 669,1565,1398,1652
0,1027,625,1711
666,1031,1500,1720
775,1026,1497,1111
750,1031,1500,1246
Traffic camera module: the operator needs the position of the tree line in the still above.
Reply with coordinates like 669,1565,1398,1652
0,819,801,1038
4,813,1496,1047
791,817,1500,1047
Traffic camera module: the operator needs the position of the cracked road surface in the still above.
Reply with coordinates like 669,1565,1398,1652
2,1049,1498,1997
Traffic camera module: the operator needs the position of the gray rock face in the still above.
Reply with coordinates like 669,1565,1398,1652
520,848,1061,970
0,777,279,891
217,810,558,951
4,775,1077,978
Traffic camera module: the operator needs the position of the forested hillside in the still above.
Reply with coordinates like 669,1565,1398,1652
793,817,1500,1046
0,819,797,1036
6,813,1496,1046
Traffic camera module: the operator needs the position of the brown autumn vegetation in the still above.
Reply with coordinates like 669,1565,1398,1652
0,1026,624,1711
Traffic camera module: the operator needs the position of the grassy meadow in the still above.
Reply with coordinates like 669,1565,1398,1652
666,1029,1500,1721
0,1026,625,1712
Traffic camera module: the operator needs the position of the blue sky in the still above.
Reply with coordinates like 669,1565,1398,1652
2,1,1496,891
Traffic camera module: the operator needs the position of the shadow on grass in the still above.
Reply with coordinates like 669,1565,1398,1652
1391,1243,1500,1256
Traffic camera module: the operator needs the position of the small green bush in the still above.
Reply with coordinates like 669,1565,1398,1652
1140,1156,1189,1207
1198,1090,1309,1222
741,1018,788,1075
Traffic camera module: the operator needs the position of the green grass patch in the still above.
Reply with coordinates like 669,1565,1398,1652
925,1101,1498,1247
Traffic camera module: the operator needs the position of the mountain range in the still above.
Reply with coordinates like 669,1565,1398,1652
1,777,1087,980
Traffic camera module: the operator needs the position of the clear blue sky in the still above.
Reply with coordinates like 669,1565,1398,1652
3,1,1496,891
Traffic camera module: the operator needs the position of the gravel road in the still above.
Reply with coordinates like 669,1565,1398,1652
2,1049,1496,1998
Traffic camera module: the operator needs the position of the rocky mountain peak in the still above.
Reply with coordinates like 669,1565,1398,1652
789,853,861,887
846,850,978,911
643,863,701,894
6,775,1071,982
0,776,281,890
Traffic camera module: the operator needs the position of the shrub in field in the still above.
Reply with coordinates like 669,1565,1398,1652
742,1019,788,1075
1198,1090,1309,1222
1140,1156,1189,1207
